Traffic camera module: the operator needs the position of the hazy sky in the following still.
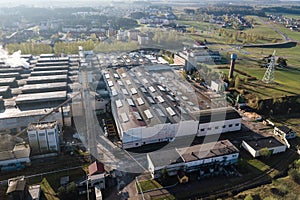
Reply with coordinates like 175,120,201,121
0,0,299,8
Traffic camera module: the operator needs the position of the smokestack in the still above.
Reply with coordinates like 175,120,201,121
228,53,237,79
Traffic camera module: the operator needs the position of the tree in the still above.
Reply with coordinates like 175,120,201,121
161,167,169,184
259,147,272,158
57,186,67,199
65,182,78,200
276,57,287,68
181,70,187,79
234,75,241,89
90,33,97,41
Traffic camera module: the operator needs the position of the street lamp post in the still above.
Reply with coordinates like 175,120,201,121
86,173,90,200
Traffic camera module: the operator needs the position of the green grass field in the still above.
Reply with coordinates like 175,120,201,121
273,23,300,42
237,46,300,99
244,16,283,42
207,43,300,99
178,16,284,45
136,179,163,193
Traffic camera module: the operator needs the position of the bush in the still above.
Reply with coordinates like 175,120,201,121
288,159,300,184
57,182,78,200
259,147,272,158
288,168,300,184
57,186,66,199
244,194,253,200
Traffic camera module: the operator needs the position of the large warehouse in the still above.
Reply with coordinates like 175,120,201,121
0,54,79,134
103,64,242,149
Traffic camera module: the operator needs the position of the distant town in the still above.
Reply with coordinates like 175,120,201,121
0,1,300,200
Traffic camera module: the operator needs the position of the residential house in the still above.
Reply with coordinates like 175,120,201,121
88,161,106,189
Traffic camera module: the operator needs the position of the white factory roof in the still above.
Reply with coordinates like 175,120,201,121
26,75,68,83
22,82,67,91
16,91,67,104
103,63,241,135
103,64,203,132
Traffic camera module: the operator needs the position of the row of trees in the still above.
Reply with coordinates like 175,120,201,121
5,43,53,55
5,41,141,55
151,30,187,50
262,6,300,15
53,40,95,54
218,29,269,44
93,41,139,53
196,5,266,17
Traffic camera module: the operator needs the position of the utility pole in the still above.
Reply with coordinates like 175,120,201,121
262,50,276,84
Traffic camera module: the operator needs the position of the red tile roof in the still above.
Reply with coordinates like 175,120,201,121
88,161,105,176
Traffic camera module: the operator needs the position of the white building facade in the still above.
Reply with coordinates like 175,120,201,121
242,137,287,158
147,140,239,179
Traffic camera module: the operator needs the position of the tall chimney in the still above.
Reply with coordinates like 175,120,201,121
228,53,237,79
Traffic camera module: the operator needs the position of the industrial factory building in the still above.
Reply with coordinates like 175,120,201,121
103,64,242,149
27,121,60,154
242,136,287,158
0,53,79,135
147,140,239,178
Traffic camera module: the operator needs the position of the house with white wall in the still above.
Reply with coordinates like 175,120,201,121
242,136,286,158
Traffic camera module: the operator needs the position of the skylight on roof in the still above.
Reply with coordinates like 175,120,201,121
166,107,176,116
131,88,137,95
126,80,132,85
127,98,135,106
122,88,129,95
144,109,153,119
149,86,156,93
116,100,123,108
120,113,129,122
156,96,165,103
108,81,114,87
137,97,144,105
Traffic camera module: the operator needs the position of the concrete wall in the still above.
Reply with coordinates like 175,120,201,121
147,154,155,178
148,152,239,178
270,145,286,154
242,141,258,157
120,116,241,149
242,140,286,157
197,118,242,137
122,120,199,149
185,153,239,171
